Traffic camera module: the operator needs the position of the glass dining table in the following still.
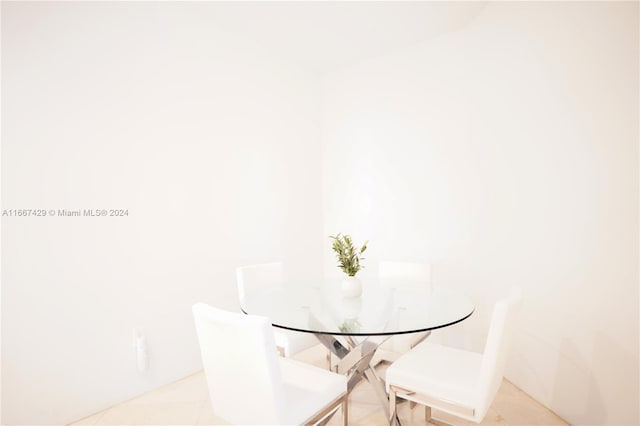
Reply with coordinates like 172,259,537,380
240,279,474,424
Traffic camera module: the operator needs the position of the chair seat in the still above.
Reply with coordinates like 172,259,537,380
194,303,347,425
280,357,347,424
386,291,521,424
386,342,482,408
275,329,319,357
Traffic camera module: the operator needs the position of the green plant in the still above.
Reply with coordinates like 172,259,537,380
329,233,368,277
339,318,362,333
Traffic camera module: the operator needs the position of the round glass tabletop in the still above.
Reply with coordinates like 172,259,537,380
240,281,474,336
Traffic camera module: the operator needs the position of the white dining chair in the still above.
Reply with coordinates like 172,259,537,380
193,303,348,425
374,261,432,365
385,289,522,425
236,262,320,358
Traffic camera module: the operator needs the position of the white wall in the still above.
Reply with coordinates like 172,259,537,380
3,2,638,425
1,3,322,425
322,2,638,425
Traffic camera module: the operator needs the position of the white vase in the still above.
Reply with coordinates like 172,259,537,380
341,276,362,298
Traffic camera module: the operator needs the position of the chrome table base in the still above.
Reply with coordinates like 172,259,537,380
315,333,400,424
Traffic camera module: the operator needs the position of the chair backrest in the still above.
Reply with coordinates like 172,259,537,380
192,303,285,424
379,261,431,291
475,289,522,421
236,262,283,301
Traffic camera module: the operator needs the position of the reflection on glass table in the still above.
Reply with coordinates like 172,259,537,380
240,281,473,336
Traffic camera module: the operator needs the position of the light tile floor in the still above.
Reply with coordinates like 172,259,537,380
70,346,568,426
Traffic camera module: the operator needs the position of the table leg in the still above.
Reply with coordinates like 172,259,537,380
314,333,350,359
364,366,390,412
314,334,402,425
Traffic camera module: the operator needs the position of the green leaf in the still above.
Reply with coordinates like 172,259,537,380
328,233,368,277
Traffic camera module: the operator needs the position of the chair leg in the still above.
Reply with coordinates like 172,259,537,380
389,387,398,426
342,395,348,426
424,406,452,426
